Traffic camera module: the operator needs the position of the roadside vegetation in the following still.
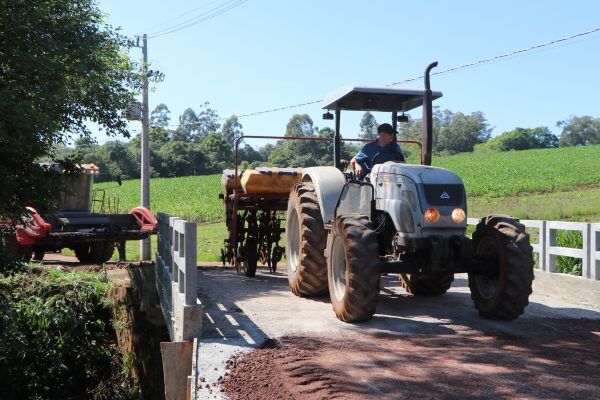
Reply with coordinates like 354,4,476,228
0,258,140,399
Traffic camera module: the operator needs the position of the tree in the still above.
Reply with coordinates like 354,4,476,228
222,115,243,147
557,116,600,147
478,127,558,152
150,103,171,128
199,133,231,173
0,0,137,218
359,112,378,139
195,102,221,141
285,114,315,137
435,111,491,154
173,108,198,142
398,108,491,155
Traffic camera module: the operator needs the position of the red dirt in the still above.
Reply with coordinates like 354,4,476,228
221,318,600,400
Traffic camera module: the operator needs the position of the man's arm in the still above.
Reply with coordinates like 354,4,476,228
351,143,372,175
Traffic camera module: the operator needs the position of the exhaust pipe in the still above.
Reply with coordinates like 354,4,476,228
421,61,438,166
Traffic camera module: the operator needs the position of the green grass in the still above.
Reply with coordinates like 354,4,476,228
63,223,228,263
469,186,600,221
95,175,222,223
434,144,600,197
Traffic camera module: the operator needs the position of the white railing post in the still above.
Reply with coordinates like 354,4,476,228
591,223,600,281
155,213,203,342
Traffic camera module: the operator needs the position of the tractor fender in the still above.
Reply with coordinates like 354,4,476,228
301,167,346,225
15,207,52,246
129,207,158,232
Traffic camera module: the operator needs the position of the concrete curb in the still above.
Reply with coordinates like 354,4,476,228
533,269,599,309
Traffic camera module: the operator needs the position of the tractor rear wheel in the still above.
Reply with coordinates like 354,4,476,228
75,242,115,264
403,273,454,296
469,216,533,320
326,214,380,322
285,183,328,296
33,249,45,261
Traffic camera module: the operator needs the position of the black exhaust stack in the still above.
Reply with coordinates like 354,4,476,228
421,61,438,166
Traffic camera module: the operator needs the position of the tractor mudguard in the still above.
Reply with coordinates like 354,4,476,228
15,207,52,246
301,167,346,225
129,207,158,232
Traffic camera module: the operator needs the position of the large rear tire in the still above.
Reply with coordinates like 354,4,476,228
326,214,380,322
285,183,328,296
403,273,454,296
469,216,533,320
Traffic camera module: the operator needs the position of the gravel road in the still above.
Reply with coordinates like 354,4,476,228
195,266,599,399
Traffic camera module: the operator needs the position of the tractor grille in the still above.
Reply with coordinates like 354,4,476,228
423,184,464,206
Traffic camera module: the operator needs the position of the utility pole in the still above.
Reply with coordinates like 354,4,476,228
140,34,151,260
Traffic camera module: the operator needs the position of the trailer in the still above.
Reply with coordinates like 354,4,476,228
1,164,157,263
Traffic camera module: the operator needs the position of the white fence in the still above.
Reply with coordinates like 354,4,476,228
156,212,203,341
467,217,599,281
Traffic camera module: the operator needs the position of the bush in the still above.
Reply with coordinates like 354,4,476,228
0,265,139,400
555,230,583,276
476,127,558,152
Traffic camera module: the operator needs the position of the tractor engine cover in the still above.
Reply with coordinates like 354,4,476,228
371,162,467,244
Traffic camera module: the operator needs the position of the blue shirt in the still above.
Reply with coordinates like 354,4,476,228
354,140,405,171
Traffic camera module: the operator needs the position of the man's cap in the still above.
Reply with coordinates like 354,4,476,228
377,123,397,134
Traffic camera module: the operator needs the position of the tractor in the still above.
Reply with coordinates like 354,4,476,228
1,163,157,263
285,62,534,322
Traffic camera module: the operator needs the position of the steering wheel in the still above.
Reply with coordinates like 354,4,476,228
371,150,404,168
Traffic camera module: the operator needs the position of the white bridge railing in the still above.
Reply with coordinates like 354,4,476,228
467,218,599,281
156,212,203,341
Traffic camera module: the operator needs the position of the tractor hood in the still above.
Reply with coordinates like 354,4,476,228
371,163,464,186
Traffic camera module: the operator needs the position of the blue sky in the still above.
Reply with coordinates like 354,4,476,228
97,0,600,148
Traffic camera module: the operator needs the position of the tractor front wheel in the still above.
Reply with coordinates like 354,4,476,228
469,216,533,320
326,214,380,322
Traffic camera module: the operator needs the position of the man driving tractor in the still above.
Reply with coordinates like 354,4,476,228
350,122,406,177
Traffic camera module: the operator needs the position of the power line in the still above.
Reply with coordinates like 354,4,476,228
141,26,600,130
388,26,600,86
228,26,600,120
148,0,249,39
140,0,224,34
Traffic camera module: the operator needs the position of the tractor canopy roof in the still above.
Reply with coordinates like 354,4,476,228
322,85,443,112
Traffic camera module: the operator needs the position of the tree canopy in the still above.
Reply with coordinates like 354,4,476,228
476,127,558,152
0,0,137,217
359,112,378,139
399,107,491,155
557,116,600,147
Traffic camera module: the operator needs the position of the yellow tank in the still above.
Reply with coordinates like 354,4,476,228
240,167,302,196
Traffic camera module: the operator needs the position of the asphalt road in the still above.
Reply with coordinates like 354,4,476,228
195,266,600,399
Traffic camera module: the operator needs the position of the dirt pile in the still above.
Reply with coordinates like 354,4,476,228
221,319,600,399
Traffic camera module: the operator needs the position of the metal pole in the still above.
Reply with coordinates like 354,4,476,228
392,111,398,132
140,34,151,260
421,61,438,166
334,109,341,170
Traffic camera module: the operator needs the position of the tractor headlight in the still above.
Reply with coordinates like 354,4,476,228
424,208,440,223
452,208,465,223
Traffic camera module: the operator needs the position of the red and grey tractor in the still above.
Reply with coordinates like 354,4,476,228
285,62,534,322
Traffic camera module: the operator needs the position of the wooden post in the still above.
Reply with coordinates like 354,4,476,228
161,341,193,400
